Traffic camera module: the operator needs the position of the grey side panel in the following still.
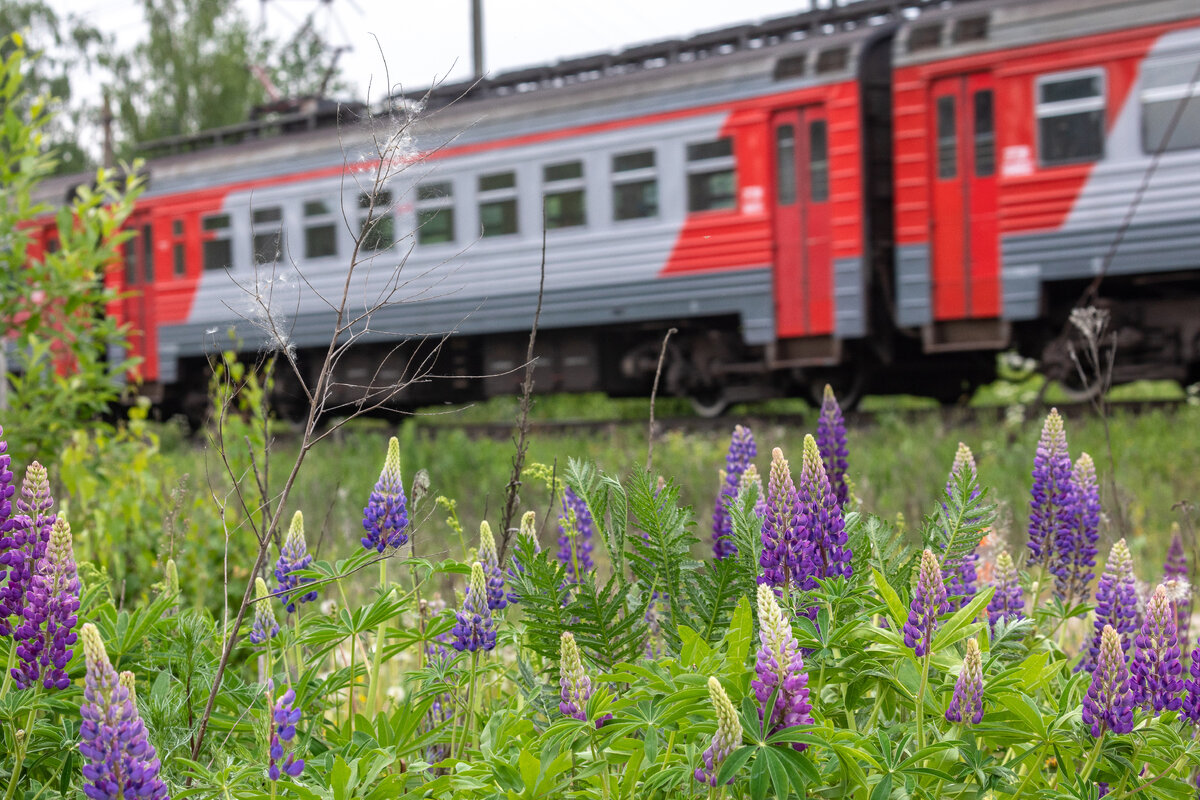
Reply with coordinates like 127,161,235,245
833,256,866,338
895,244,932,327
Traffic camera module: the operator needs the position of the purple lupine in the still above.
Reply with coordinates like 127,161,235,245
1054,453,1101,607
759,448,808,592
943,443,981,610
557,488,595,582
12,515,79,690
506,511,539,606
559,630,592,721
274,511,317,614
478,521,507,612
268,687,305,780
0,462,56,637
1082,624,1135,737
695,676,743,786
0,427,14,589
1082,539,1139,673
1131,584,1184,714
751,584,813,750
904,549,950,658
987,550,1024,629
451,562,495,653
945,637,985,724
248,578,279,645
1027,409,1072,575
713,425,756,560
798,434,852,580
361,436,409,552
1165,529,1190,650
78,623,170,800
1183,643,1200,724
816,384,849,508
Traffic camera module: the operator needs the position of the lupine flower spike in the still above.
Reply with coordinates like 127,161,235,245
816,384,849,507
558,630,608,727
1184,642,1200,724
248,577,280,645
1082,624,1135,736
987,550,1024,629
1055,453,1101,606
739,464,766,520
944,443,980,610
477,521,507,611
695,676,743,786
904,549,949,658
1027,409,1072,576
557,488,595,582
78,623,170,800
163,559,180,614
451,562,496,652
275,511,317,613
713,425,756,559
0,462,56,636
269,687,305,780
1131,584,1184,714
506,511,539,605
13,515,80,690
751,584,813,750
945,638,985,724
1082,539,1139,672
362,436,409,552
759,448,806,592
1165,528,1190,650
799,434,852,580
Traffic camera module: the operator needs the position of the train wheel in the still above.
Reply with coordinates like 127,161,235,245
689,388,729,419
1056,368,1106,403
805,370,866,411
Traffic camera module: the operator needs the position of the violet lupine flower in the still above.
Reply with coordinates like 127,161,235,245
78,623,170,800
1054,453,1101,607
274,511,317,614
945,638,985,724
943,443,980,611
904,549,950,658
1165,529,1190,649
269,687,305,780
506,511,539,605
0,462,55,637
751,584,813,750
987,550,1024,629
12,516,80,690
477,521,507,612
816,385,849,508
361,436,409,553
1183,643,1200,724
759,448,807,592
1082,624,1135,737
798,434,852,580
559,630,593,721
713,425,756,560
451,562,495,653
1082,539,1139,673
248,578,279,645
1027,409,1072,575
557,488,595,582
695,676,743,786
1131,584,1184,714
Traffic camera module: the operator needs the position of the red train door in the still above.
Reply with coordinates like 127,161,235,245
121,216,157,380
930,73,999,320
772,106,833,338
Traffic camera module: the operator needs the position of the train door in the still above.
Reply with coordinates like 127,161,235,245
930,73,999,319
772,106,833,338
122,216,157,378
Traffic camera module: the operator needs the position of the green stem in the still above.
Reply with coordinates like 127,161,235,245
4,705,39,800
0,640,14,700
366,559,390,714
457,651,480,759
1079,733,1105,785
347,633,356,735
915,652,931,752
1013,744,1047,798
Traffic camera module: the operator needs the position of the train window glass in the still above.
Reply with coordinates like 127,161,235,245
202,213,232,271
479,171,518,237
173,220,183,237
252,206,283,265
1036,70,1105,166
815,47,848,74
775,125,796,205
174,243,186,277
1140,58,1200,153
974,89,995,176
543,160,586,229
142,224,154,283
908,24,941,52
479,172,516,192
303,200,338,259
952,17,989,44
358,190,395,251
774,54,807,81
612,149,658,221
124,233,138,285
416,182,455,245
686,137,737,212
809,120,829,202
937,95,957,179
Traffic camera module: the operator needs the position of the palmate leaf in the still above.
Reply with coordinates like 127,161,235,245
922,465,996,572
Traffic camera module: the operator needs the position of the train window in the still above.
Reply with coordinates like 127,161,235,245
815,47,849,74
809,120,829,202
202,214,232,271
358,190,395,251
252,206,283,265
974,90,995,176
174,243,185,277
612,149,658,220
937,95,957,179
417,182,455,245
142,225,154,283
775,126,796,205
303,200,338,259
173,220,183,236
952,17,989,44
543,160,586,229
908,24,941,52
1140,58,1200,153
124,234,138,285
1036,70,1105,166
686,137,736,212
478,171,518,237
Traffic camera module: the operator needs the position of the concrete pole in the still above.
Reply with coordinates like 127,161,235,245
471,0,484,80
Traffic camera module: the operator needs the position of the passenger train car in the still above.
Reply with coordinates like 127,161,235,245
28,0,1200,419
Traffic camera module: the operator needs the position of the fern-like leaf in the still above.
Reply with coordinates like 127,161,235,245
922,465,996,571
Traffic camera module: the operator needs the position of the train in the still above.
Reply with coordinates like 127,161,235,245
28,0,1200,421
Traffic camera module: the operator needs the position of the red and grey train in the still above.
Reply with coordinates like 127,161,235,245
29,0,1200,418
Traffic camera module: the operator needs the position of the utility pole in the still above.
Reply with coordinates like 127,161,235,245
471,0,484,80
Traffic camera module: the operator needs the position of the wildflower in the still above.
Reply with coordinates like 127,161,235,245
1027,409,1072,574
1082,539,1139,672
987,550,1024,628
268,687,305,780
557,488,595,581
1165,529,1190,648
478,521,507,611
759,448,807,591
713,425,756,559
451,562,495,652
904,549,949,658
816,385,849,507
361,436,409,552
944,443,980,610
1054,453,1101,606
0,462,56,637
1082,624,1135,736
248,578,279,645
78,623,169,800
1131,584,1184,714
798,434,852,580
739,464,766,520
695,676,743,786
506,511,539,605
274,511,317,613
945,638,985,725
1183,643,1200,724
163,559,180,614
751,584,813,750
12,516,80,690
558,631,592,722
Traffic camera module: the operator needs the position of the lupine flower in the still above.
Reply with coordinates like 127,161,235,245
78,623,170,800
751,584,813,750
0,462,56,637
163,559,180,615
645,597,663,658
1131,584,1184,714
361,436,409,552
798,434,852,580
269,687,305,780
816,385,849,508
557,488,595,581
13,516,80,690
1082,539,1139,673
759,448,807,591
1183,643,1200,724
713,425,756,560
506,511,539,605
1082,624,1135,736
945,638,985,724
695,676,743,786
248,577,280,645
559,631,594,721
1027,409,1072,574
1165,529,1190,649
274,511,317,613
451,562,495,652
477,521,507,611
739,464,766,518
943,443,980,610
1054,453,1101,606
987,550,1024,628
904,549,949,658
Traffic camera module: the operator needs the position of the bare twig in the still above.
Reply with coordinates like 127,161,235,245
646,328,677,473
